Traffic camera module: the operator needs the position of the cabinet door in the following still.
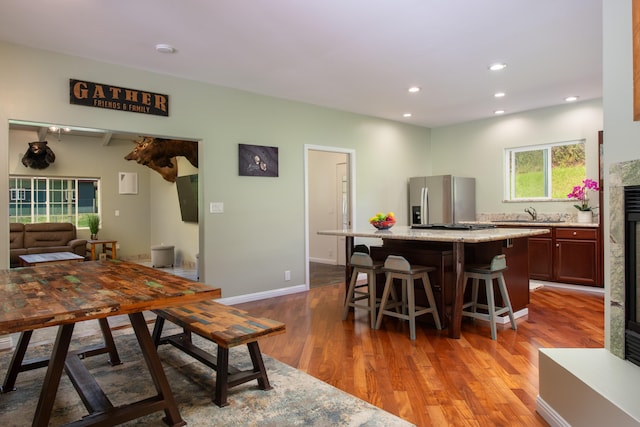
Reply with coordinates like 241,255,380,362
529,237,554,281
555,239,598,286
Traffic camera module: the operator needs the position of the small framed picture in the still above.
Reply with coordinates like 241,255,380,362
238,144,279,177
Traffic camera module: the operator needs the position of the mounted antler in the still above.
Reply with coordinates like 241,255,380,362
124,137,178,182
131,136,198,168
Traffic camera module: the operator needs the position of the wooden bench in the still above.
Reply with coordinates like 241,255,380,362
152,300,285,407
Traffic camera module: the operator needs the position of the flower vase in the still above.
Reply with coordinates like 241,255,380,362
577,210,593,224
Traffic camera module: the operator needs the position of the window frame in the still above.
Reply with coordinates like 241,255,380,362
504,139,586,202
9,176,101,228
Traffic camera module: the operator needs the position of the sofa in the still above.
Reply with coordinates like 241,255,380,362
10,222,87,267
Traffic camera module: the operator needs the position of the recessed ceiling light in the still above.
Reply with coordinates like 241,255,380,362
155,43,176,54
565,96,579,102
403,113,412,118
489,63,507,71
494,92,506,98
494,110,505,115
408,86,421,93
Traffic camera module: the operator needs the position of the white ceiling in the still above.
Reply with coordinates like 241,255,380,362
0,0,602,128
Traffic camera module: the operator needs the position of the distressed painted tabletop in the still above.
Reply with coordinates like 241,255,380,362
0,260,221,335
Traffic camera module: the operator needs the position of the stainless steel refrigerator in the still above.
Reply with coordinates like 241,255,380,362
409,175,476,225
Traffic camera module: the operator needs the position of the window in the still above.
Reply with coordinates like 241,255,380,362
505,140,586,201
9,176,100,228
9,188,26,201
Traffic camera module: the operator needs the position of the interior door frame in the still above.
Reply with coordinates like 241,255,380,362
304,144,356,289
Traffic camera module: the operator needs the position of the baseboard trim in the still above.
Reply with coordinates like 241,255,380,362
536,395,570,427
309,257,337,265
533,281,605,295
217,284,308,306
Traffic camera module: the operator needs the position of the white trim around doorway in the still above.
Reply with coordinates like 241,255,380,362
304,145,356,290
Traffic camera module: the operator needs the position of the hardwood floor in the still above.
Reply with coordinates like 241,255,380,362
0,264,603,426
309,261,345,288
235,283,604,426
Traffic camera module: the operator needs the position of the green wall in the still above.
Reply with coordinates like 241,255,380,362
431,99,603,217
0,40,606,301
0,42,431,299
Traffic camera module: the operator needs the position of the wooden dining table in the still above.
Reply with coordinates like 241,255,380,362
318,225,549,339
0,260,221,427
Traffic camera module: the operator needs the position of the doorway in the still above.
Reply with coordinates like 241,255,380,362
7,120,201,275
305,145,355,289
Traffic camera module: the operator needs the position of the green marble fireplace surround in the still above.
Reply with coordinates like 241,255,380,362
609,158,640,358
536,159,640,427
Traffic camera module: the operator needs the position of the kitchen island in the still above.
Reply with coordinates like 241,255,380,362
318,225,549,339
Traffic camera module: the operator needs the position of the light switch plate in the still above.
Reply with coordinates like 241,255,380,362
210,202,224,213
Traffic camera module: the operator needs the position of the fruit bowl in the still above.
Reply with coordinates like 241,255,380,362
371,219,396,230
369,212,396,230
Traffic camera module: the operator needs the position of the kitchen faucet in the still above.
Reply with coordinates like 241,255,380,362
525,207,537,221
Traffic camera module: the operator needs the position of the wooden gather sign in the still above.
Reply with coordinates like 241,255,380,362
69,79,169,116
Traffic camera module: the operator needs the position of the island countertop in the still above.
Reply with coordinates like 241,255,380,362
317,225,550,242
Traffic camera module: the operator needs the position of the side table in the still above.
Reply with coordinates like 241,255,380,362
87,239,118,261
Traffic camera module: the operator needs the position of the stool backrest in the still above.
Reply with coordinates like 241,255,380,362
490,254,507,271
350,252,374,267
384,255,411,272
353,244,370,254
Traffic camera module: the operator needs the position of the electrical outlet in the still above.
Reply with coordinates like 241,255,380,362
210,202,224,213
284,270,291,281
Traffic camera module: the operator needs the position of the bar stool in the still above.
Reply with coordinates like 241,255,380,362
342,251,383,327
462,254,517,340
375,255,442,340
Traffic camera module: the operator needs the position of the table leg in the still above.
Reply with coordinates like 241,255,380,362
129,312,185,427
111,243,117,260
1,330,34,392
448,241,465,339
97,318,121,365
32,324,74,427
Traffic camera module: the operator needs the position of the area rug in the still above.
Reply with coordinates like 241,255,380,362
0,326,413,426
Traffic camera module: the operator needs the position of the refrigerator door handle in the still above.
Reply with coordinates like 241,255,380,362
422,187,428,224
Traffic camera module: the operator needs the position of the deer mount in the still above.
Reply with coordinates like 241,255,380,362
124,136,198,182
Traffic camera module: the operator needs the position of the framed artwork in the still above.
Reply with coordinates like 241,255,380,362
238,144,279,177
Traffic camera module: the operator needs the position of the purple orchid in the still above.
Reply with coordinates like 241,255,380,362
567,178,600,211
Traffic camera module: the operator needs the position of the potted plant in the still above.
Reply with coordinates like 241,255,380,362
567,178,600,223
87,214,100,240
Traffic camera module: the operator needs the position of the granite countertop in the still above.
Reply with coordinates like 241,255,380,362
318,225,549,243
467,220,599,228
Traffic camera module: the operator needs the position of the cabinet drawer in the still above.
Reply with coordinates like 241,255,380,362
556,228,598,240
